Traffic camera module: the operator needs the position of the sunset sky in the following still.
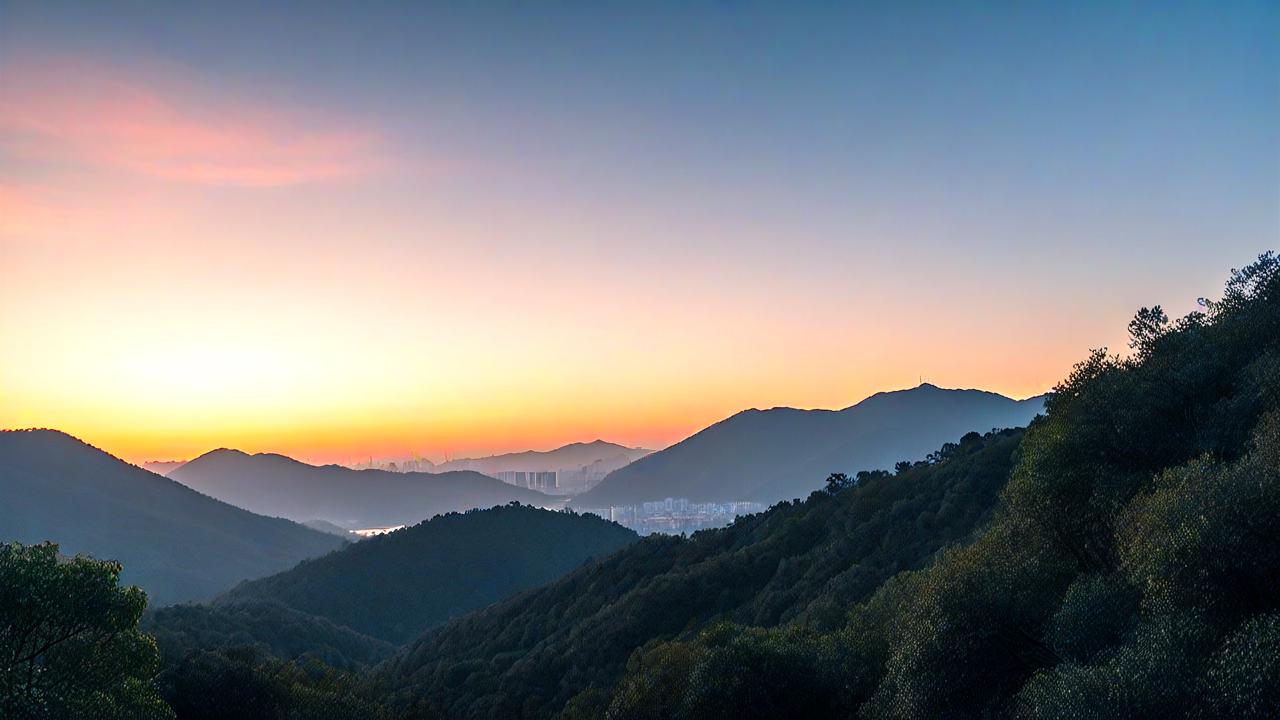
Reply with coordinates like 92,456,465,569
2,1,1276,464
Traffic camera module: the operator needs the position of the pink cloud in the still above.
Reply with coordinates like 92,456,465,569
0,59,381,188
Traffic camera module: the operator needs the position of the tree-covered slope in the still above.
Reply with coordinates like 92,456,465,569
0,430,345,605
595,253,1280,720
380,426,1028,717
574,384,1043,507
170,449,552,529
218,504,639,644
382,253,1280,720
145,602,395,671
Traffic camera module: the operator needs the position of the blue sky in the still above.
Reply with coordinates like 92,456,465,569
2,0,1277,460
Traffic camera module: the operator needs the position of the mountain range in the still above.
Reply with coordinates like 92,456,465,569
433,439,650,475
169,450,553,529
140,460,187,475
0,429,345,604
8,254,1274,720
573,383,1046,507
381,428,1027,717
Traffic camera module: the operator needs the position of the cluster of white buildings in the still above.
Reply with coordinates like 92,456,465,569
490,467,615,494
494,470,559,491
577,498,767,535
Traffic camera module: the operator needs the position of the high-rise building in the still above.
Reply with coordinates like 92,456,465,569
494,470,558,491
530,471,557,491
495,470,527,487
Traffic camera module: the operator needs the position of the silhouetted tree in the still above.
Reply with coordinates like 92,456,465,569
0,542,172,719
824,472,854,493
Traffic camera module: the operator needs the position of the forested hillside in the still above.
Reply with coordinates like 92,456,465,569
591,253,1280,719
381,427,1027,716
218,504,639,644
380,253,1280,719
0,431,345,605
146,602,395,671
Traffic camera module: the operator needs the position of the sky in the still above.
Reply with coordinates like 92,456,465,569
1,1,1277,464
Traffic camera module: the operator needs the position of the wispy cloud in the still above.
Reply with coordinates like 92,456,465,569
0,59,381,188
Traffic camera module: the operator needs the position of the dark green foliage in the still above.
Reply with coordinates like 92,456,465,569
157,646,404,720
861,521,1074,718
218,504,638,644
146,602,395,670
1118,421,1280,620
0,430,345,604
558,688,611,720
870,253,1280,718
606,639,705,720
1012,413,1280,719
380,427,1026,717
0,542,173,720
1005,254,1280,576
598,252,1280,720
603,625,845,720
1044,572,1138,664
824,472,854,493
1205,613,1280,718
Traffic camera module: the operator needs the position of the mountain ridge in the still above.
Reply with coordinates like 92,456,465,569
216,504,639,644
380,427,1028,717
170,448,554,528
573,384,1046,507
433,439,650,475
0,429,345,604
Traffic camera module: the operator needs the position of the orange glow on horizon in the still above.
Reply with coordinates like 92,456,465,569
0,55,1194,465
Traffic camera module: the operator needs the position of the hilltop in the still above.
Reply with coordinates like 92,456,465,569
216,504,638,643
573,384,1044,507
170,449,552,528
0,430,344,604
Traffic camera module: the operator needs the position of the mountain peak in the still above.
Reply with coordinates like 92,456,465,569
0,428,343,605
190,448,250,463
169,445,553,528
575,384,1046,506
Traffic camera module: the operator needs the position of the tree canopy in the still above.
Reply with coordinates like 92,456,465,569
596,251,1280,719
0,542,173,720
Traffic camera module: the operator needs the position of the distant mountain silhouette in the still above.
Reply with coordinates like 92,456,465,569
170,449,554,528
140,460,186,475
572,384,1046,507
301,519,357,538
0,429,345,605
217,504,638,644
433,439,650,475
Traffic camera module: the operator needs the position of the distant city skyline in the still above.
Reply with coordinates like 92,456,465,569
2,1,1276,463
